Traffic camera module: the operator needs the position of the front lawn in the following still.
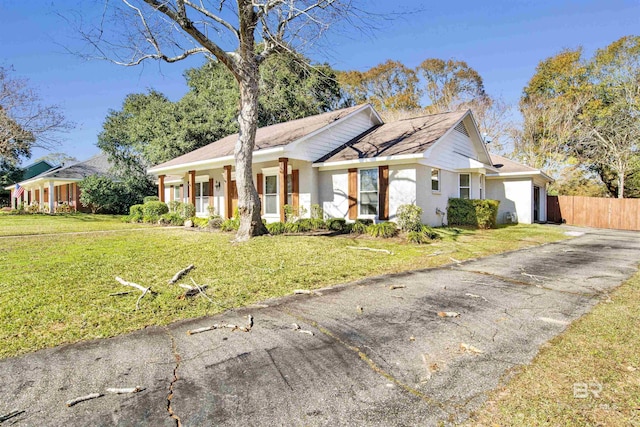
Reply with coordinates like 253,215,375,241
0,213,144,236
0,222,568,358
469,270,640,426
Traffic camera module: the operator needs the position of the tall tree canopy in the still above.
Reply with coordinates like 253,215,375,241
0,66,73,164
99,51,342,174
516,36,640,197
417,58,486,112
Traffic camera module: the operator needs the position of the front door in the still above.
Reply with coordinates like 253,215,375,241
533,186,540,222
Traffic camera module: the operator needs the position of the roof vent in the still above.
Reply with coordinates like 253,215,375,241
454,122,469,137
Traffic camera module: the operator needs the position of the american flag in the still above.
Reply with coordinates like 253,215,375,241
13,183,24,199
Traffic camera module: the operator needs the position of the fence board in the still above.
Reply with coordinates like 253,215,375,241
546,195,640,231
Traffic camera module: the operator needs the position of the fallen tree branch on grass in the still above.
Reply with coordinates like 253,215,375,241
65,393,103,407
168,264,195,284
347,246,393,255
114,277,154,310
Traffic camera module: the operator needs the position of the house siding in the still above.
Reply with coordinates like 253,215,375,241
291,109,379,162
486,177,533,224
426,129,479,171
319,169,349,220
388,165,417,222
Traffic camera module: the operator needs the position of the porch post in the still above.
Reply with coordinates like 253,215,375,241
188,170,196,207
39,185,44,209
279,157,288,222
224,165,232,219
158,175,165,202
48,182,54,213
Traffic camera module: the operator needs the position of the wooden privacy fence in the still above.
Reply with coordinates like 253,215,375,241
547,195,640,231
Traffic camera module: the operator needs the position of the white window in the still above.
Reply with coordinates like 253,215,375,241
459,173,471,199
264,175,278,215
431,168,440,192
173,186,180,201
195,182,210,214
479,175,485,199
359,169,378,216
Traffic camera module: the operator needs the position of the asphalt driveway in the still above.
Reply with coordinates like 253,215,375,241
2,226,640,426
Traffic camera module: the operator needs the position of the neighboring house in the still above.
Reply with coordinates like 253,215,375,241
0,160,55,208
5,153,114,212
486,154,553,224
148,104,549,226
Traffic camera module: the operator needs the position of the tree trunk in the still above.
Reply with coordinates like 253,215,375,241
618,169,625,199
234,60,268,241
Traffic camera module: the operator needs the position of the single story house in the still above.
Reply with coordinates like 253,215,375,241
5,153,113,213
148,104,551,226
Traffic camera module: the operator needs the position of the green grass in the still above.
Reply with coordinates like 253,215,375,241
0,213,145,236
0,222,568,359
469,271,640,427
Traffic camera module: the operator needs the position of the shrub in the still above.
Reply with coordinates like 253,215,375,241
220,218,239,232
55,202,73,213
143,196,160,204
310,204,323,220
447,198,500,229
420,225,441,240
397,204,423,232
309,218,326,230
142,201,169,217
168,200,181,213
285,219,312,233
129,204,144,216
350,219,371,234
179,202,196,219
209,216,223,229
267,221,286,235
192,217,210,228
326,218,347,232
160,212,184,226
367,221,398,238
143,214,159,223
406,230,430,244
207,205,218,217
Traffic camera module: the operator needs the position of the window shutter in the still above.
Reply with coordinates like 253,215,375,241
292,169,299,212
257,173,264,215
378,165,389,220
348,168,357,220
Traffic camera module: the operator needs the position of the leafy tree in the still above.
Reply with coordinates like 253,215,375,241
339,60,420,110
79,175,122,214
417,58,486,112
33,152,78,167
0,66,74,164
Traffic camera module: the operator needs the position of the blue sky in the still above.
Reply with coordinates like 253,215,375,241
1,0,639,165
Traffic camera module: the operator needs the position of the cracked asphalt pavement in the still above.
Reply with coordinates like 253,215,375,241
2,225,640,426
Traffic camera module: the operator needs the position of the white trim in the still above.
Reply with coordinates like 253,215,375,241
314,153,424,170
459,173,471,199
285,104,383,152
263,173,279,217
431,168,441,193
486,170,554,182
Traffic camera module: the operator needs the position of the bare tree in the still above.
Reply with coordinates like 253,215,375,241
0,66,73,163
75,0,363,241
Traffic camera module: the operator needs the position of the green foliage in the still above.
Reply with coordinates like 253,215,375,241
284,219,312,233
220,217,240,232
350,219,372,234
79,175,121,214
406,225,440,244
143,196,159,204
326,218,347,232
208,216,223,229
178,202,196,219
420,225,441,240
310,204,323,220
54,202,73,214
129,204,144,216
367,222,398,238
142,201,169,217
207,205,218,217
309,218,326,230
417,58,486,112
159,212,184,226
396,204,423,232
192,217,210,228
267,221,286,235
447,198,499,229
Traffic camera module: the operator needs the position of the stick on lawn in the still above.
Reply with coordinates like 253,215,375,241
66,393,103,407
168,264,195,284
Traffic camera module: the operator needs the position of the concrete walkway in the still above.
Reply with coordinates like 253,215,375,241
1,226,639,426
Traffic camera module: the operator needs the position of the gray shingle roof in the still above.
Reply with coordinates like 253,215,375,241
30,153,114,181
152,104,367,169
315,110,468,163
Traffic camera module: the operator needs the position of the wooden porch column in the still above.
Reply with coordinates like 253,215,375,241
279,157,288,222
378,165,389,220
257,173,264,215
188,170,196,206
224,165,232,219
158,175,165,202
291,169,299,213
348,168,358,220
208,178,214,208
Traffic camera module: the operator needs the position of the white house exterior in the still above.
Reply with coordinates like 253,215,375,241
148,104,548,226
486,154,553,224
